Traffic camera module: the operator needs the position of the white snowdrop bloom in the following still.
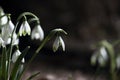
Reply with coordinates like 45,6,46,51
19,20,31,36
0,37,5,47
1,20,14,34
12,50,24,63
53,36,65,52
0,7,8,25
1,20,15,45
31,25,44,41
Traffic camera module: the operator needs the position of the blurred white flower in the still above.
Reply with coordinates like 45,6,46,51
0,7,8,25
31,25,44,41
12,50,25,63
19,20,31,36
99,47,108,61
53,36,65,52
1,20,15,44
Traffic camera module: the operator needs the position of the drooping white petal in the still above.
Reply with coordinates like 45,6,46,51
12,33,19,45
100,47,108,61
53,36,59,52
98,47,108,67
12,50,24,63
12,50,21,63
31,25,44,41
7,20,14,33
1,20,15,45
53,36,65,52
0,8,8,25
19,21,31,36
59,36,65,51
2,20,14,34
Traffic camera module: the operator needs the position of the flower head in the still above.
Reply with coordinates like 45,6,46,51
31,24,44,41
19,20,31,36
12,49,24,63
1,20,15,45
53,36,65,52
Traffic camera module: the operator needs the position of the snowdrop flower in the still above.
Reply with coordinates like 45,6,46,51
1,20,15,44
12,49,25,63
1,20,14,34
19,20,31,36
0,7,8,25
31,24,44,41
0,37,5,47
53,36,65,52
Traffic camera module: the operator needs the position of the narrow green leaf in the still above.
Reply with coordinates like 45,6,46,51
27,72,40,80
1,47,7,80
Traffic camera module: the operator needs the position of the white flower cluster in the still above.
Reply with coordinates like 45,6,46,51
0,7,66,64
0,8,44,63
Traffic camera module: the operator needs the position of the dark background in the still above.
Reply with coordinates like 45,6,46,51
0,0,120,70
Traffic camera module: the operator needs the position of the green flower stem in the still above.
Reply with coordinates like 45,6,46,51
0,14,10,19
17,12,40,24
101,40,116,80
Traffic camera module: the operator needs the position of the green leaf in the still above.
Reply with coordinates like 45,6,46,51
1,47,7,80
27,72,40,80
